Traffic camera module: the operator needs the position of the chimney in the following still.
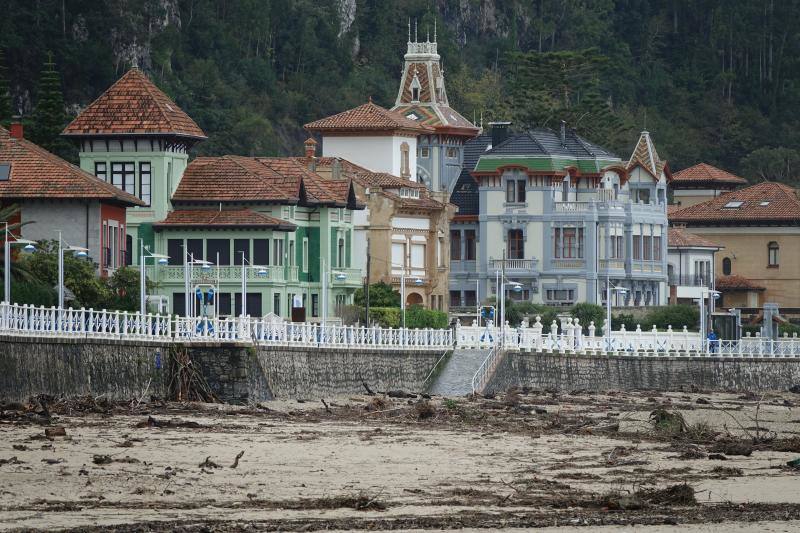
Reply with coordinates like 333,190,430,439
9,117,23,140
560,120,566,146
488,121,511,148
303,137,317,159
332,158,342,180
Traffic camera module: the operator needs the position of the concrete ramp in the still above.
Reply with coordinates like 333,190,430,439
427,349,490,397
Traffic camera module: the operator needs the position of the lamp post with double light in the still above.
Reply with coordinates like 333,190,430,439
499,278,522,350
57,230,88,310
3,222,36,304
400,273,424,329
139,239,168,317
183,251,212,318
238,251,268,317
320,257,348,331
605,276,628,352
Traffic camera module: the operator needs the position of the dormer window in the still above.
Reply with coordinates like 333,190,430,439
412,87,420,101
0,163,10,181
759,201,770,206
724,200,744,209
400,187,420,199
406,112,419,120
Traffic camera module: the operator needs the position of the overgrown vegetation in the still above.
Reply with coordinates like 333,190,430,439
1,1,800,187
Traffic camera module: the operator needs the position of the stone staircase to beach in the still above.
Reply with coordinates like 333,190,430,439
427,349,490,397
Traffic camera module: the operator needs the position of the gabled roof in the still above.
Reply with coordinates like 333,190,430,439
672,163,747,187
667,227,722,249
627,131,667,178
62,68,206,140
304,101,430,134
473,128,620,174
313,157,443,210
172,155,359,209
716,275,766,291
0,127,144,207
153,208,295,230
669,182,800,225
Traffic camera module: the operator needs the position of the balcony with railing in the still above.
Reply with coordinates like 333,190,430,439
487,258,538,272
550,258,585,269
632,261,664,274
599,258,625,270
330,268,363,286
147,265,300,284
450,260,477,273
669,274,712,287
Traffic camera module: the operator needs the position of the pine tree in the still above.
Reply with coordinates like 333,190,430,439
30,52,69,156
0,49,11,123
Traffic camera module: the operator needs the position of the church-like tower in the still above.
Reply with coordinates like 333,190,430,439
391,22,479,193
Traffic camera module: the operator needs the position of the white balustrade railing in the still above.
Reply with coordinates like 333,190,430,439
0,302,453,350
2,301,798,357
454,316,800,358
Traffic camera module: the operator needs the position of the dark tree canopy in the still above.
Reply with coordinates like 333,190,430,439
1,0,799,185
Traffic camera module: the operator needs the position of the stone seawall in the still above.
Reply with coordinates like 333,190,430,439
255,346,446,399
487,352,800,393
0,336,446,404
0,335,169,403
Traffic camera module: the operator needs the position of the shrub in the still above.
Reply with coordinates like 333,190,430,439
405,304,448,329
570,303,605,334
612,312,637,331
644,305,699,330
368,307,400,328
354,282,400,308
0,280,56,307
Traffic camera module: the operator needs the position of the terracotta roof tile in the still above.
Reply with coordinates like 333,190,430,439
716,275,766,291
304,101,430,134
153,208,295,230
669,182,800,224
63,68,206,139
0,127,144,206
667,227,722,248
313,157,443,209
173,156,357,208
672,163,747,186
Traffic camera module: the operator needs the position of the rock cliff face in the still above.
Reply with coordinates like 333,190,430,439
106,0,182,72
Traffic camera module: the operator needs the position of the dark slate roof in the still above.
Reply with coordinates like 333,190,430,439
487,128,617,159
449,133,491,217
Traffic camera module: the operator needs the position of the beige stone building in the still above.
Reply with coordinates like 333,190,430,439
308,147,455,311
670,181,800,309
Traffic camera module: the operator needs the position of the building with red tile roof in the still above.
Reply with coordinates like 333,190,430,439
671,162,748,208
0,125,143,276
62,67,205,140
666,227,722,305
668,181,800,308
62,67,208,270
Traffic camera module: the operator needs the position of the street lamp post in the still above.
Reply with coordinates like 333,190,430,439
183,252,212,317
499,278,522,350
320,257,347,330
3,222,36,304
238,251,268,318
139,239,168,317
604,275,628,352
56,230,88,310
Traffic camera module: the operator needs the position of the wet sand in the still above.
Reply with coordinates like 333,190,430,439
1,389,799,531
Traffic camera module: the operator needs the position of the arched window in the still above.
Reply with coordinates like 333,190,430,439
768,241,779,267
400,142,410,177
722,257,732,276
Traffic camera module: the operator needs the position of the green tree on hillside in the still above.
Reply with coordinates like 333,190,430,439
0,49,11,123
29,52,70,157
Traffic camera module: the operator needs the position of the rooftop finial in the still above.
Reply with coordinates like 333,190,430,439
434,18,437,42
408,18,411,42
426,25,430,42
130,38,139,69
414,19,418,42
